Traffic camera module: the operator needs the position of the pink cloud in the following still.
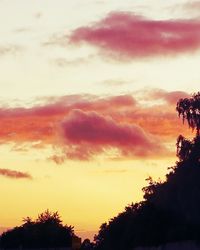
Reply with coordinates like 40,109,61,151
0,94,136,145
0,90,192,161
0,168,32,179
184,1,200,10
60,109,165,160
146,89,190,105
69,12,200,59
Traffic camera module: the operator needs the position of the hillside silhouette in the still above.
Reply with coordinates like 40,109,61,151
93,92,200,250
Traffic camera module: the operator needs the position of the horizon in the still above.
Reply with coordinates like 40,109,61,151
0,0,199,241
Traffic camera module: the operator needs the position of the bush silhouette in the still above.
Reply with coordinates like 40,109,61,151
0,210,74,249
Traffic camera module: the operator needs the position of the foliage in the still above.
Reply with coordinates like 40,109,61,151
176,92,200,135
93,92,200,250
176,135,200,162
80,239,95,250
0,210,74,249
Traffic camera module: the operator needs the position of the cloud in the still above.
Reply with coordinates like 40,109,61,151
101,79,132,86
169,2,200,19
53,57,89,67
60,109,166,160
14,27,32,33
145,89,190,105
52,53,98,67
0,168,32,179
35,12,42,19
0,94,136,144
183,1,200,10
0,90,192,162
69,12,200,59
48,155,66,165
0,45,23,57
43,34,68,47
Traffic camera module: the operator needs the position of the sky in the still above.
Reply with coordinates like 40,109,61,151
0,0,200,240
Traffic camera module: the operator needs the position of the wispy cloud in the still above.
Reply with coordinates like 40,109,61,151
169,1,200,18
0,168,32,179
34,12,43,19
0,44,23,57
144,89,190,105
52,56,93,67
183,1,200,10
69,12,200,60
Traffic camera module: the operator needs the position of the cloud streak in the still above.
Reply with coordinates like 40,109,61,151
0,168,32,179
69,12,200,59
0,44,23,57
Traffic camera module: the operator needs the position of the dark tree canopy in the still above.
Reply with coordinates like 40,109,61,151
0,210,74,249
80,239,94,250
176,92,200,135
36,210,62,224
93,92,200,250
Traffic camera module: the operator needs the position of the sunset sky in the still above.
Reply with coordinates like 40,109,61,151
0,0,200,240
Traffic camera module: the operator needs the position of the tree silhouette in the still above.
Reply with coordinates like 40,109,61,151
93,92,200,250
0,210,74,249
36,210,62,224
176,92,200,136
22,216,34,227
176,93,200,162
80,239,94,250
176,135,193,161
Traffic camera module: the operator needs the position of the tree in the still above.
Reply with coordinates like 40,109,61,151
176,92,200,136
176,93,200,162
0,210,74,249
176,135,193,161
36,209,62,225
93,92,200,250
80,239,94,250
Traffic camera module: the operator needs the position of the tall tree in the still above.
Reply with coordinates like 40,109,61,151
93,92,200,250
176,92,200,136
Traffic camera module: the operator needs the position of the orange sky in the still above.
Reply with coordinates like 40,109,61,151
0,0,199,241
